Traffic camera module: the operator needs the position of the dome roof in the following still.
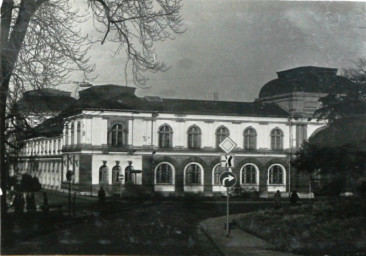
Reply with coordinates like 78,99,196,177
259,66,355,98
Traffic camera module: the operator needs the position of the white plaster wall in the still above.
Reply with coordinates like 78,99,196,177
154,185,175,192
91,117,108,145
81,110,293,150
74,154,80,183
212,185,226,192
132,118,152,146
83,118,92,144
184,185,204,192
267,185,286,192
307,123,326,139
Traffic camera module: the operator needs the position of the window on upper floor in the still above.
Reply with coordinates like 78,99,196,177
71,123,75,145
109,123,128,147
77,122,81,144
159,124,173,148
65,125,69,145
187,125,201,149
271,128,283,150
216,126,229,148
244,127,257,150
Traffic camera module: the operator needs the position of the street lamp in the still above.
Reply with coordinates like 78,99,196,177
119,174,124,198
66,170,74,217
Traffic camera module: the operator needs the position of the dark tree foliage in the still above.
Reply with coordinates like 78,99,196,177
314,89,366,124
295,60,366,195
292,142,366,195
314,59,366,124
19,173,41,192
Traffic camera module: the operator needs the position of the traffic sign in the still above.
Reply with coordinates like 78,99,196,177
118,174,124,181
221,154,235,168
219,137,237,153
219,171,237,188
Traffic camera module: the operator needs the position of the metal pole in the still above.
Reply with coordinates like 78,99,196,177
120,179,123,198
226,187,230,237
73,192,76,217
68,181,71,217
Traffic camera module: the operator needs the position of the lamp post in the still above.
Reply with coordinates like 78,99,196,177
119,174,124,198
66,170,74,217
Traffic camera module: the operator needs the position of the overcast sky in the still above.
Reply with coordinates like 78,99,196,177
63,0,366,102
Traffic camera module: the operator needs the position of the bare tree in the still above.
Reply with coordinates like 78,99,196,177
342,58,366,85
1,0,184,215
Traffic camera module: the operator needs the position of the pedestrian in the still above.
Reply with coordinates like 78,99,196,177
42,192,49,214
14,192,25,215
290,190,299,206
26,192,32,213
30,192,37,212
98,186,106,204
274,190,282,209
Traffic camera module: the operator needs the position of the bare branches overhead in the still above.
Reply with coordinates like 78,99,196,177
0,0,184,210
88,0,184,85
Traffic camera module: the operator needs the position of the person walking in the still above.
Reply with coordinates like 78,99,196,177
42,192,49,214
14,192,25,216
290,190,299,206
98,187,106,204
274,190,282,209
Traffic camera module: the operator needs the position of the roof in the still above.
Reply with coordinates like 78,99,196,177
63,85,289,117
22,115,65,139
259,66,356,98
17,88,76,114
25,88,72,97
25,85,289,139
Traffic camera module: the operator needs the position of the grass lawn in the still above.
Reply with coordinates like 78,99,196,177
236,197,366,256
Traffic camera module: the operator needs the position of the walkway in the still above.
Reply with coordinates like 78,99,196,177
200,214,300,256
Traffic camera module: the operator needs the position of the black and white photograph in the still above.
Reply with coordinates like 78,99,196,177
1,0,366,255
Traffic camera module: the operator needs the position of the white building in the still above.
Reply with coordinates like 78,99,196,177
18,66,354,197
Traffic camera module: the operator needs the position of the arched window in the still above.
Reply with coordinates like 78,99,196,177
159,125,173,148
99,161,109,184
155,163,174,184
112,161,121,184
268,164,284,184
271,128,283,150
212,164,225,185
216,126,229,148
109,124,128,146
185,163,203,185
64,125,68,145
187,125,201,149
244,127,257,150
241,164,258,184
70,123,75,145
77,122,81,144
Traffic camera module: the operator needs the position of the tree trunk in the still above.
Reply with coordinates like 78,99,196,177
1,79,9,218
1,0,42,218
1,0,15,219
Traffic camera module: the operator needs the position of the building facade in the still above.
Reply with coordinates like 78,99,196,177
18,66,353,197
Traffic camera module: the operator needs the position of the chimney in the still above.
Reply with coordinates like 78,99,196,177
213,92,219,101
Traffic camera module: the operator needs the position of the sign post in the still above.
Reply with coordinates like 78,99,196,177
219,170,237,237
219,137,237,237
